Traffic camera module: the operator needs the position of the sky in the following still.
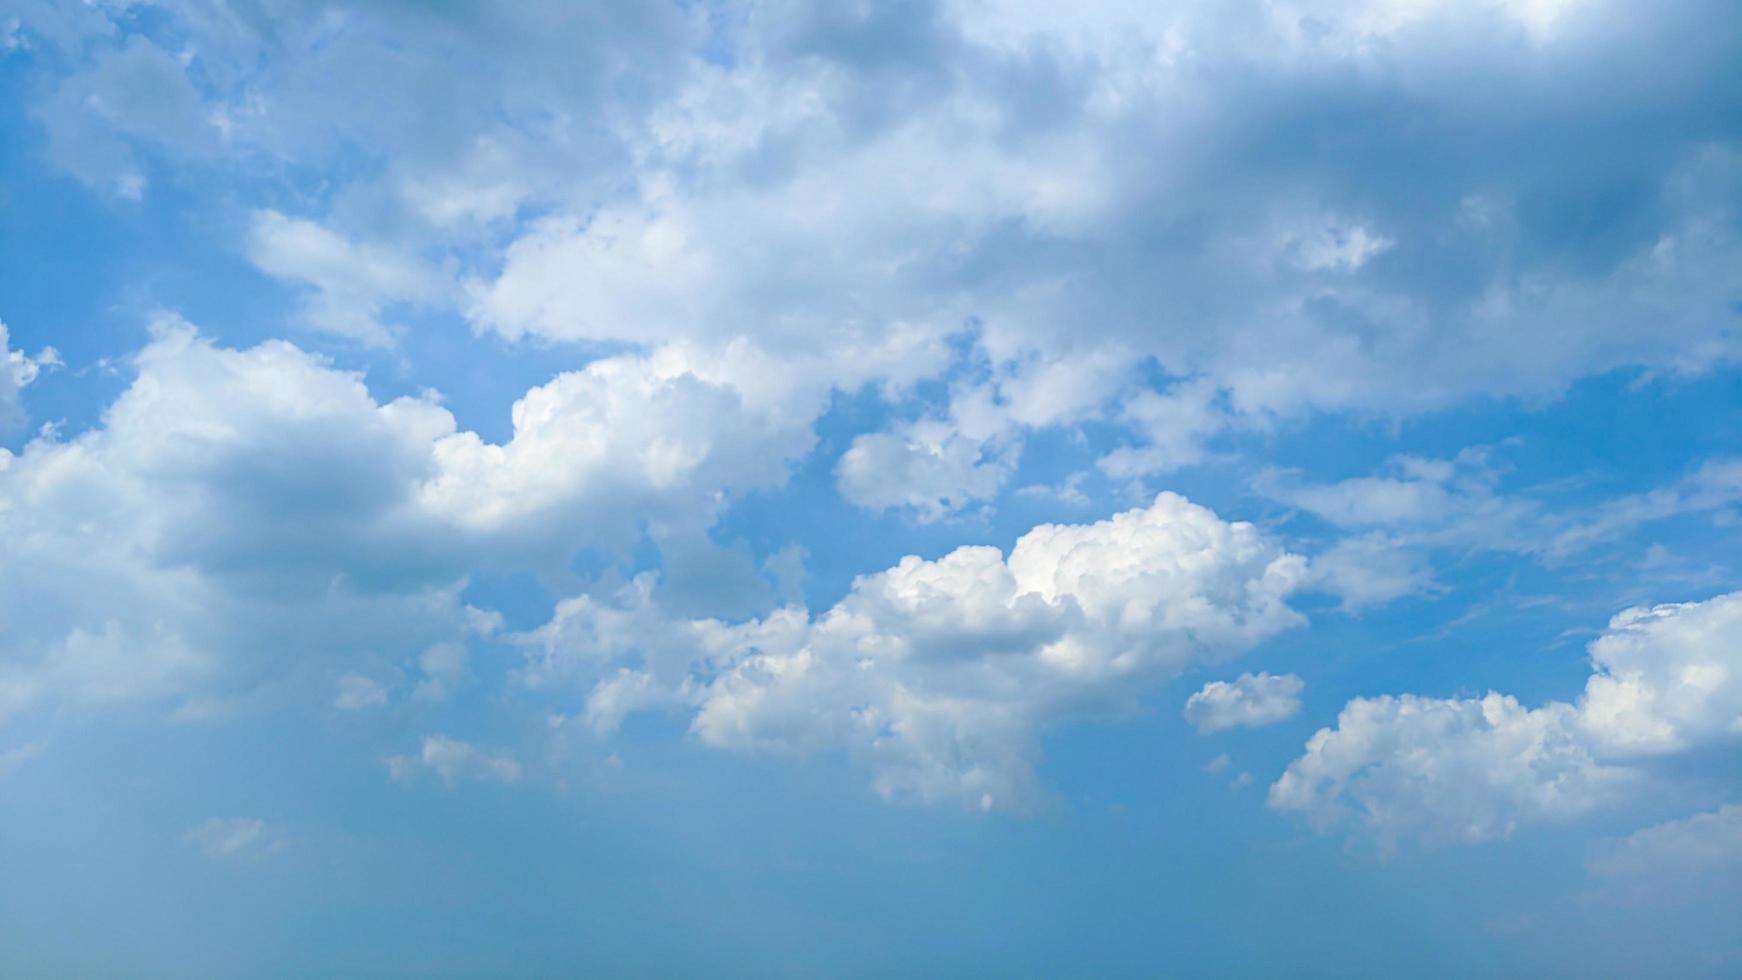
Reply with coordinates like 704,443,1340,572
0,0,1739,976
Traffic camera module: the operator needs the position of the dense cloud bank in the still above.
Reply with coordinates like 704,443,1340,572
10,0,1740,515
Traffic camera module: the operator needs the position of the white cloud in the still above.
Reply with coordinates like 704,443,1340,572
16,0,1737,524
1098,380,1229,479
0,321,58,432
6,0,1738,847
837,423,1014,522
0,318,835,720
1304,534,1439,612
247,211,443,346
1578,592,1742,756
415,338,830,547
1588,803,1742,878
32,34,210,197
1549,458,1742,558
1271,591,1742,845
1264,450,1742,608
387,735,522,787
455,13,1742,499
185,817,283,861
1184,672,1304,733
1269,693,1631,846
525,492,1308,810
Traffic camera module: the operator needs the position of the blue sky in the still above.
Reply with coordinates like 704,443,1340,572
1,1,1739,975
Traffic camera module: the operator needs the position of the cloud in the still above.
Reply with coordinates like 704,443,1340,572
1260,450,1545,556
835,426,1010,520
185,817,284,862
0,321,58,432
1269,693,1630,846
387,735,523,787
836,393,1018,522
1549,458,1742,558
246,211,442,346
525,492,1308,810
1098,380,1229,479
14,0,1740,522
31,34,210,197
1588,803,1742,878
19,2,696,202
1263,449,1742,608
1271,591,1742,846
1579,593,1742,756
463,0,1741,452
6,0,1739,852
1184,672,1304,734
0,318,834,720
1303,534,1440,612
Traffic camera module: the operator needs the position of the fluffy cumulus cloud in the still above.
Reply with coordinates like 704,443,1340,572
836,383,1026,521
525,492,1308,810
1271,592,1742,845
1184,672,1304,733
0,318,829,721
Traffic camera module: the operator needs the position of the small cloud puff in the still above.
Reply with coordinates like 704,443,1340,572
0,321,59,432
387,735,522,787
1184,672,1305,734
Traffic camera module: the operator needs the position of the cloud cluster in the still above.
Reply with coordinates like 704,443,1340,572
13,1,1738,522
3,2,1735,855
0,319,823,720
526,492,1308,809
1270,591,1742,845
